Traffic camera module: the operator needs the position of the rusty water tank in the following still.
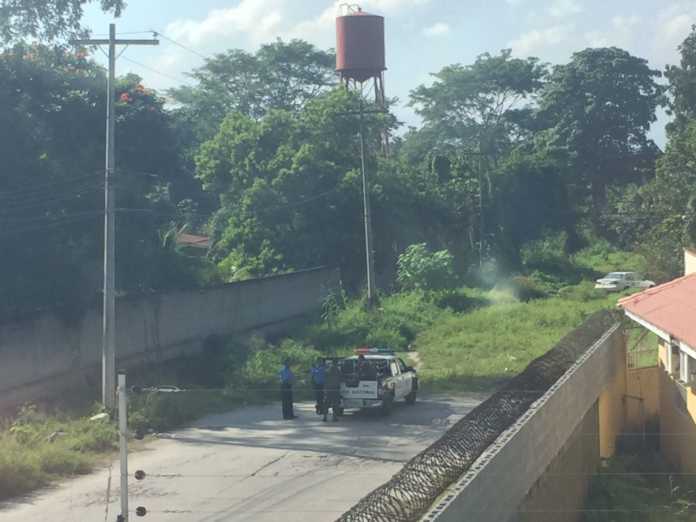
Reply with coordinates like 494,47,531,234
336,9,386,82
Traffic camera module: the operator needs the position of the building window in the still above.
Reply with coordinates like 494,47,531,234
680,350,689,383
670,342,681,376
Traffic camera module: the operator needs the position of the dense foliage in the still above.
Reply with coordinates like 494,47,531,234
3,1,696,316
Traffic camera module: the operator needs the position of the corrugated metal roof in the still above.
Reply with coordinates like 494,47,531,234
619,273,696,349
176,233,210,249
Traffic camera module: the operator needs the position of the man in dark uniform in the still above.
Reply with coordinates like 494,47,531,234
310,358,326,414
323,361,342,422
279,359,296,420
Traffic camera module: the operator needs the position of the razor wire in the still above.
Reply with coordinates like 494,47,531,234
337,309,622,522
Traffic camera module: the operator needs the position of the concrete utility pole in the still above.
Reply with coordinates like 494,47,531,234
70,25,158,409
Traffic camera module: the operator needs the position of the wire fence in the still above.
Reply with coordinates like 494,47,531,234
337,310,622,522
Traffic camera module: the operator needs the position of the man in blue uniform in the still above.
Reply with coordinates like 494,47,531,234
310,358,326,414
279,359,296,420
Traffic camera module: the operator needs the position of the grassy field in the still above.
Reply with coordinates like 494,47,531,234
414,288,618,391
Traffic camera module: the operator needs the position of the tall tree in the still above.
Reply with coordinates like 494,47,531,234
0,45,206,316
665,25,696,136
538,47,663,234
0,0,124,43
409,49,547,160
170,39,336,146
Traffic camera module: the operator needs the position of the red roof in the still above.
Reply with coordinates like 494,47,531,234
176,233,210,249
619,273,696,349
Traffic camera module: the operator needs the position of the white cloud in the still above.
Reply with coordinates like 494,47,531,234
547,0,582,19
653,2,696,66
509,24,572,55
423,22,450,37
166,0,287,47
584,14,641,49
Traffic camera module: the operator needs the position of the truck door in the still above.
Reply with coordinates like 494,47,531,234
390,360,407,400
398,358,413,396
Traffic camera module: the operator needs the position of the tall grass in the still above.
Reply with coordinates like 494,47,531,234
414,288,618,392
0,404,118,501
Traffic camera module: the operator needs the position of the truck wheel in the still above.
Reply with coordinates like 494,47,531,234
405,389,417,405
381,393,394,416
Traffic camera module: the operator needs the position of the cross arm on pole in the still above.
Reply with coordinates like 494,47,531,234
69,39,159,46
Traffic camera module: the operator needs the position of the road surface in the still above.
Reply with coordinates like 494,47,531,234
0,395,482,522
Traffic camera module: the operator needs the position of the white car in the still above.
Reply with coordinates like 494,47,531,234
336,349,418,415
594,272,655,292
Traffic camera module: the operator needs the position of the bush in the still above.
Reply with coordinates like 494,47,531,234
431,289,490,313
397,243,457,292
508,276,548,302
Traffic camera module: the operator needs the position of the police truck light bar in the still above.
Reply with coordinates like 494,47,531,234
355,347,395,355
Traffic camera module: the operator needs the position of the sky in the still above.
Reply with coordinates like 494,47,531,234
83,0,696,147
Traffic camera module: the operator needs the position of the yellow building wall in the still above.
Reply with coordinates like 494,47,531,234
659,369,696,471
625,366,660,433
685,248,696,276
599,331,627,458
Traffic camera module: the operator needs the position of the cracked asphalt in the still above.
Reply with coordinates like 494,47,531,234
0,395,482,522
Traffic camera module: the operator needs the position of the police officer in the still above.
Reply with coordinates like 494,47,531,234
310,358,326,414
323,361,342,422
279,359,296,420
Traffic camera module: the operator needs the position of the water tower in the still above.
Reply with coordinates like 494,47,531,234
335,4,388,308
336,5,387,110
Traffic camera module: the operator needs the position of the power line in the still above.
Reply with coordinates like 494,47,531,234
120,54,188,84
151,30,209,60
0,172,102,198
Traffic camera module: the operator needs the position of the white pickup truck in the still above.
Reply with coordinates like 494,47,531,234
336,349,417,415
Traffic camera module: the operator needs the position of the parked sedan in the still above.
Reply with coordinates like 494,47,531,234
594,272,655,292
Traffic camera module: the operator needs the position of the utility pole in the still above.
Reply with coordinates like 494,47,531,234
70,25,158,409
117,373,129,521
358,103,377,309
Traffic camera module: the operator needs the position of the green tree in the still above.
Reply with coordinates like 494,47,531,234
0,0,124,43
0,45,207,316
665,25,696,135
409,49,547,160
196,87,417,288
170,39,336,146
396,243,456,292
538,47,663,234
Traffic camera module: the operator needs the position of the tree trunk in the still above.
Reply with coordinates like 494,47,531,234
590,172,607,236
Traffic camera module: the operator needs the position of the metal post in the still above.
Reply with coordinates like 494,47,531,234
68,28,158,410
103,23,117,410
118,372,129,521
358,103,377,308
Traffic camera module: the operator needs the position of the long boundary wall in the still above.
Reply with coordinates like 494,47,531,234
0,267,340,409
422,323,624,522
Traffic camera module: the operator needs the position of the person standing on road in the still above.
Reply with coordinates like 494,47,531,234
323,361,342,422
310,358,326,415
279,359,296,420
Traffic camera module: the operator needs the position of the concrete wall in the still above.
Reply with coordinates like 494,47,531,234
517,402,599,522
685,248,696,276
0,267,340,409
598,330,627,458
625,365,659,436
421,323,624,522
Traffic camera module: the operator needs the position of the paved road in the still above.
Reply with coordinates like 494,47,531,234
0,395,482,522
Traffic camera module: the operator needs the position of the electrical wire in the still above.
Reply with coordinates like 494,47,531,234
0,172,102,198
150,30,210,60
120,54,189,84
